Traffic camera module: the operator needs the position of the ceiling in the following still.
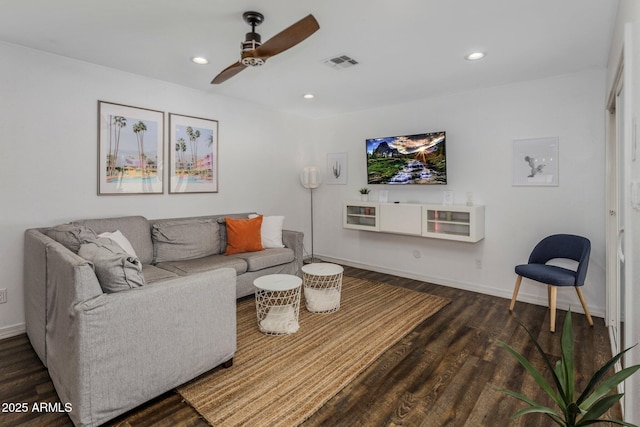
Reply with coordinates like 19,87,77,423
0,0,619,119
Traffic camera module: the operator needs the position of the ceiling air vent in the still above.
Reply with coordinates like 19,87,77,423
322,54,359,70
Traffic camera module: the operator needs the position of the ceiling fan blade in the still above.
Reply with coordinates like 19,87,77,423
211,61,247,84
255,14,319,58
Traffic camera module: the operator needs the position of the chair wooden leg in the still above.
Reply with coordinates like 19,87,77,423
549,286,557,333
510,276,523,312
575,287,594,327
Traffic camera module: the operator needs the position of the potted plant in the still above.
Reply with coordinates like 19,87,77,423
359,187,370,201
497,309,640,426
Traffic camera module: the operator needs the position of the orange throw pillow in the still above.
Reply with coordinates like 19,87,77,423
225,216,264,255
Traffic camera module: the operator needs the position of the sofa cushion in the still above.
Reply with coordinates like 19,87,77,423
152,218,221,263
141,264,180,283
230,248,295,272
45,224,97,253
74,216,153,265
225,216,264,255
78,237,145,293
156,254,247,276
249,214,285,248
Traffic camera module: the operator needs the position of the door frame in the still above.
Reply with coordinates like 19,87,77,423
605,24,634,416
605,54,623,338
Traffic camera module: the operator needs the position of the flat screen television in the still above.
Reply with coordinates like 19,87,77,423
366,131,446,185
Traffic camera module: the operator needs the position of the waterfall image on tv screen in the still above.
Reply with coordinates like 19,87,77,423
366,131,446,184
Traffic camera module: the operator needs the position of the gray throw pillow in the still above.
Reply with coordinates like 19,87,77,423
45,224,97,253
79,237,145,293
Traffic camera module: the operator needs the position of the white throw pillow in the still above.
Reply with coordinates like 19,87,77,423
98,230,138,258
249,214,285,248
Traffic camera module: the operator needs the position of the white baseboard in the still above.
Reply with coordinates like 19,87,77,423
319,254,606,320
0,323,26,340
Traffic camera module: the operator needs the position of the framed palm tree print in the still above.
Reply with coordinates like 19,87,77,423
168,113,218,193
98,101,164,194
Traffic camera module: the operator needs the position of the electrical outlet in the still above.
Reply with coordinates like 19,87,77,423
0,288,6,304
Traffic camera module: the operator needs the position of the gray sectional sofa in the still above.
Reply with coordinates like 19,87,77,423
24,212,303,427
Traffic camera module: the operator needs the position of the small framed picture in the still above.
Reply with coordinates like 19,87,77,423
513,137,559,186
98,101,164,195
327,152,347,184
169,113,219,193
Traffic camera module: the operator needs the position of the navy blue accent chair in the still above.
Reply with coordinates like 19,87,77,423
509,234,594,332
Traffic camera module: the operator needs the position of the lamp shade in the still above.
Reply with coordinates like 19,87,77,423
300,166,321,189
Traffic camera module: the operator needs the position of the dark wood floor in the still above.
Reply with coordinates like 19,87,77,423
0,266,620,426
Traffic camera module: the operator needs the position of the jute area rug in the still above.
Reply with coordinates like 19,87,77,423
178,276,450,426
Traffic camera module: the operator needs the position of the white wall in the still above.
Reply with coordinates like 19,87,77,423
0,42,316,335
312,69,608,318
0,42,611,348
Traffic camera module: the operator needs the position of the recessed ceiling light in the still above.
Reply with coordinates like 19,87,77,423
465,52,486,61
191,57,209,65
303,93,315,99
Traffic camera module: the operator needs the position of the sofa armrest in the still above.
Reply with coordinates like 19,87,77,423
24,229,104,366
47,268,237,427
282,229,304,272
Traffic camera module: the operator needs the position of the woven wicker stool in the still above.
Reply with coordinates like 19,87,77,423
302,263,344,313
253,274,302,335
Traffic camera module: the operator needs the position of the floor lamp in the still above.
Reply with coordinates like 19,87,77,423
300,166,321,263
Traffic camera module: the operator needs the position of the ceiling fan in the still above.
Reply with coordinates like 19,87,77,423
211,11,319,84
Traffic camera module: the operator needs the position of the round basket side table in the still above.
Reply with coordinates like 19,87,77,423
302,263,344,313
253,274,302,336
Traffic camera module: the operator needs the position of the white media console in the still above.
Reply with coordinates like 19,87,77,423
343,201,485,243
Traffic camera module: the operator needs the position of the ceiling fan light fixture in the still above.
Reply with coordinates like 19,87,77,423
465,52,486,61
191,57,209,65
241,56,265,67
211,12,319,84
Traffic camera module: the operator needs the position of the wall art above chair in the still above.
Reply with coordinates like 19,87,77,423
512,137,559,186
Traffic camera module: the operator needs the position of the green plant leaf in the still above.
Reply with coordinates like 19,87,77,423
555,359,569,403
560,309,575,402
496,388,540,407
577,419,637,427
512,405,566,426
496,388,565,426
567,402,582,416
577,344,637,405
576,393,624,426
580,365,640,410
497,340,564,409
516,321,569,405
